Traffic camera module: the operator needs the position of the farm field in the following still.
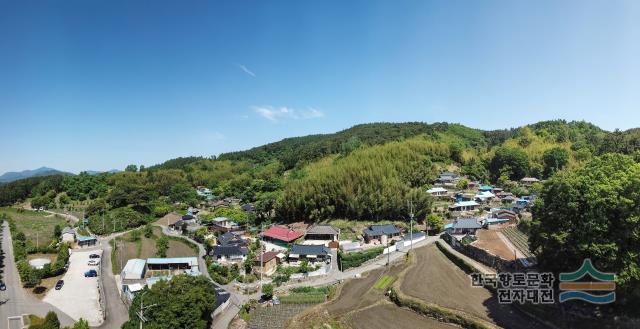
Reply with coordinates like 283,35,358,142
325,267,384,316
347,303,459,329
0,207,68,245
248,304,313,329
400,244,544,329
474,229,516,261
501,227,535,258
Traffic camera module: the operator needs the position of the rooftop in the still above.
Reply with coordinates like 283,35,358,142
363,224,400,236
146,257,199,266
290,244,330,256
255,251,280,262
262,226,304,242
306,224,340,236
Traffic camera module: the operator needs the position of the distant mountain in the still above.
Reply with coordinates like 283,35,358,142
0,167,73,183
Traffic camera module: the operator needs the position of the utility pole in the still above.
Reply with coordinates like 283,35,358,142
259,222,264,292
137,292,157,329
409,199,414,252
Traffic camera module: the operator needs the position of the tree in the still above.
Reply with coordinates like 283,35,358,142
70,319,90,329
262,283,274,300
155,236,169,257
530,154,640,306
426,214,444,233
489,146,530,181
143,224,154,238
542,147,569,178
122,275,216,329
53,225,62,239
124,164,138,172
456,178,469,190
28,311,60,329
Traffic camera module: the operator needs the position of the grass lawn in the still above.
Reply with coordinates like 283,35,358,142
0,207,68,245
111,226,198,274
373,274,395,290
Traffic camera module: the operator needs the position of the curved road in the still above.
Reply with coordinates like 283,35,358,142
0,221,75,328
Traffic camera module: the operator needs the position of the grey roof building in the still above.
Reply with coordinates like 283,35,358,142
289,244,330,261
305,224,340,241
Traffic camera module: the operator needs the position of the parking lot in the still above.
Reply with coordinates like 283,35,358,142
43,249,104,326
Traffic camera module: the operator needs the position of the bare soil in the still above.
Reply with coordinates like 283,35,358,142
348,303,459,329
400,245,545,329
474,229,516,261
325,268,384,315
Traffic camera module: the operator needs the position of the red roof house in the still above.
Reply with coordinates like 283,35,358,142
261,226,304,243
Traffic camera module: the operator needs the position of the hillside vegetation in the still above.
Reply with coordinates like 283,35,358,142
1,120,639,229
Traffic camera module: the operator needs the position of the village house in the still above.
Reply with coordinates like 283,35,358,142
253,251,281,276
61,227,75,242
436,171,460,184
217,231,248,247
520,177,540,186
475,191,496,203
261,226,304,248
208,245,248,263
426,186,449,197
304,224,340,244
445,218,483,235
241,203,255,212
209,217,239,232
478,184,494,192
448,200,480,212
491,208,518,223
288,244,331,265
362,224,401,243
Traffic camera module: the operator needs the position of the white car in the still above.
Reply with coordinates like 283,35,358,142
87,260,100,266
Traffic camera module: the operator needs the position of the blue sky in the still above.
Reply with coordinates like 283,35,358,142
1,1,639,173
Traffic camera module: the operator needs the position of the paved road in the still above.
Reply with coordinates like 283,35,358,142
0,221,75,328
95,234,129,329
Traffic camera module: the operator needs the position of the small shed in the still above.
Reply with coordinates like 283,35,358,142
61,227,75,242
77,235,97,247
122,259,147,280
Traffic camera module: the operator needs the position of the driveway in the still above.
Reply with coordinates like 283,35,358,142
43,250,103,326
0,221,75,328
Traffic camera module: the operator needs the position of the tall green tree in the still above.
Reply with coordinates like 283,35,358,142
122,275,216,329
542,147,569,178
530,154,640,306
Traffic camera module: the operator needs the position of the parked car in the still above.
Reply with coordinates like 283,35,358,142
89,254,100,259
0,281,6,291
84,269,98,277
87,259,100,266
55,280,64,290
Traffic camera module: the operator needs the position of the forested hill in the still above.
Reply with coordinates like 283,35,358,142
217,122,491,169
1,119,640,223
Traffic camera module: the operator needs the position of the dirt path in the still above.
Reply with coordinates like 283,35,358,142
400,244,545,329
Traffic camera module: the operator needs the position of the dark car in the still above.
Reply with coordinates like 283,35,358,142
0,281,6,291
55,280,64,290
84,269,98,277
89,254,100,259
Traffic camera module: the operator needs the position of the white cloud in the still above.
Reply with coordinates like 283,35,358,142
253,106,325,122
237,64,256,77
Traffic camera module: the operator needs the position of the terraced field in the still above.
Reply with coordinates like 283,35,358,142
501,227,534,258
